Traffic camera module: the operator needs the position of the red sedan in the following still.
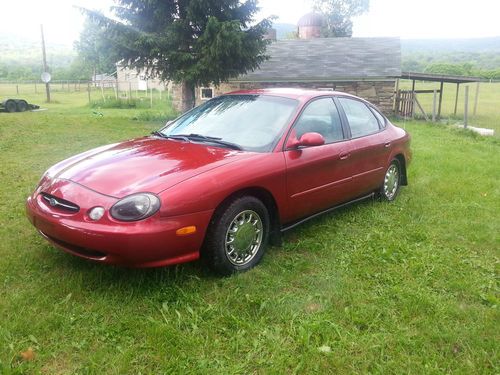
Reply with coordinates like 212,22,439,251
26,89,411,275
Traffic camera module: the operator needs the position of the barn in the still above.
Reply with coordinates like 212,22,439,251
202,36,402,114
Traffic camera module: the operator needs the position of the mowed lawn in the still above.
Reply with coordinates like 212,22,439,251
0,90,499,374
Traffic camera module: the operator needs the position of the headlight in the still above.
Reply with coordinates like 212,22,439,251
110,193,161,222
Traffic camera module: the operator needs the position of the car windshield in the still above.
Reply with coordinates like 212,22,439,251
159,94,299,152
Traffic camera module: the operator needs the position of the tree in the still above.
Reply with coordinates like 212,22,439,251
84,0,272,112
312,0,369,37
75,18,121,80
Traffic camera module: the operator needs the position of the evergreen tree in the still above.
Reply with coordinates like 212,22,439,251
85,0,272,111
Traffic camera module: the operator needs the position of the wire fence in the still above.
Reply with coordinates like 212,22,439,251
0,80,172,108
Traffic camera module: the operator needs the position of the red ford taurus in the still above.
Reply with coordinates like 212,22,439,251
26,89,411,274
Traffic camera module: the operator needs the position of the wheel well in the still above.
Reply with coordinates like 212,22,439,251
395,154,408,186
213,187,281,245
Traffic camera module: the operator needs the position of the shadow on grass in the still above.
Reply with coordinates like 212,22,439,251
31,196,382,304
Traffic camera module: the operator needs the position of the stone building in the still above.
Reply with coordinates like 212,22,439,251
214,37,401,114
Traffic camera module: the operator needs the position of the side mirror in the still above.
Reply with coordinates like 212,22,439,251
287,132,325,149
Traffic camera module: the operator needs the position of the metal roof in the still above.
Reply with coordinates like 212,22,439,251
235,37,401,82
401,71,482,83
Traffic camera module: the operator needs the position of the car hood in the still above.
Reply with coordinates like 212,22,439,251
49,137,256,197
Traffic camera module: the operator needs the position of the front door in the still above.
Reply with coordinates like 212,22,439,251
284,97,353,223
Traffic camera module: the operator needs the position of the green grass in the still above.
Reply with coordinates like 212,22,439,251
0,90,499,374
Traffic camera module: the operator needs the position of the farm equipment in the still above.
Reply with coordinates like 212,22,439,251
0,99,40,113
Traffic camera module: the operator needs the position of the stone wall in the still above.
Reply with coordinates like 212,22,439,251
172,80,396,115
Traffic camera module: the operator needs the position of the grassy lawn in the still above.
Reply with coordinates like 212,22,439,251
0,90,499,374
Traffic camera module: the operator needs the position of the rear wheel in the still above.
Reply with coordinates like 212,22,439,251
203,196,270,275
380,159,401,201
16,100,28,112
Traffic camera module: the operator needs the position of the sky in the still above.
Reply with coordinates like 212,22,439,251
0,0,499,46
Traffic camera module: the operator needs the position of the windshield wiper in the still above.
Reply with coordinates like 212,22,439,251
151,131,189,142
178,134,243,151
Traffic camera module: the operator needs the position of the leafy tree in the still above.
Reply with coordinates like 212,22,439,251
424,62,475,76
75,18,120,80
84,0,272,112
312,0,369,37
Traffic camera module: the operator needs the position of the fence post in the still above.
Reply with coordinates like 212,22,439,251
16,84,19,95
114,83,118,100
35,82,37,94
101,82,105,102
432,89,437,122
464,86,469,129
473,82,480,116
411,92,416,119
87,82,91,104
128,82,132,104
150,87,153,108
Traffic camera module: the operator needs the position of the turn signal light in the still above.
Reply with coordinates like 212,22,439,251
176,226,197,236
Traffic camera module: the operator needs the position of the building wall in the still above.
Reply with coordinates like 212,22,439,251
116,67,167,92
171,80,396,115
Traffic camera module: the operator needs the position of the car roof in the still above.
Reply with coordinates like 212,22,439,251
225,88,358,103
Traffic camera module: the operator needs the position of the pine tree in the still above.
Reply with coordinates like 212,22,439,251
85,0,272,112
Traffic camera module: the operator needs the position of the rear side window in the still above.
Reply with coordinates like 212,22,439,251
338,98,381,138
293,97,344,144
371,107,387,128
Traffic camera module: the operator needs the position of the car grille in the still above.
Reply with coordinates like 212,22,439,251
41,193,80,213
42,232,107,259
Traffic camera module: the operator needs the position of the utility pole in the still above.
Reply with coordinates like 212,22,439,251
40,24,51,103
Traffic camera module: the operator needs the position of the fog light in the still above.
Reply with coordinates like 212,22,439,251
89,207,105,221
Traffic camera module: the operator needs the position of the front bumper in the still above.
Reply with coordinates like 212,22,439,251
26,179,213,267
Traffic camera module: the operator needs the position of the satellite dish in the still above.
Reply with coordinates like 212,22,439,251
41,72,51,83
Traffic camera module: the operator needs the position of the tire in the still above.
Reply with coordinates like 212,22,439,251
16,100,28,112
3,100,17,113
203,196,270,275
380,159,401,201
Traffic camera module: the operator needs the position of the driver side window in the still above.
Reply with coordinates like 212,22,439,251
293,97,344,144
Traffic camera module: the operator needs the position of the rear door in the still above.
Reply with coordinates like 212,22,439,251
336,97,390,197
284,97,353,222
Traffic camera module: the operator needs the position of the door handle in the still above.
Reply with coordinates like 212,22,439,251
339,152,350,160
384,142,391,148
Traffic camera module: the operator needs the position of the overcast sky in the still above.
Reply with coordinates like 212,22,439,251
1,0,499,45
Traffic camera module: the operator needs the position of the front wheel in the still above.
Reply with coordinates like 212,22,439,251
380,159,401,201
203,196,270,275
16,100,28,112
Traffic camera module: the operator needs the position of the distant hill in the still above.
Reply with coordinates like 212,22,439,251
400,37,500,74
0,34,75,69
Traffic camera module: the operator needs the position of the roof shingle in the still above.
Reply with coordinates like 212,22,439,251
236,37,401,82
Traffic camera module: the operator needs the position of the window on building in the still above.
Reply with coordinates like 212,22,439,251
200,87,214,100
